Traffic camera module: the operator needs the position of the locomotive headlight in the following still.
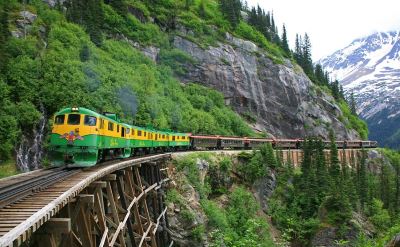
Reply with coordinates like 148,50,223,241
71,107,79,112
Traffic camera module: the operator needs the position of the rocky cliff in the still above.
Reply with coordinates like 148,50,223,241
168,27,359,139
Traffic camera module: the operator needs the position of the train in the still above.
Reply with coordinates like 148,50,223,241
49,107,378,167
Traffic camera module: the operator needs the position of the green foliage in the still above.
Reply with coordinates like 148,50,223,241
369,199,391,232
234,21,285,64
207,157,232,194
191,225,205,242
166,188,185,206
0,160,19,178
201,200,228,228
238,144,276,183
0,1,256,159
103,4,168,46
227,186,259,230
174,153,212,198
219,0,241,28
159,48,197,76
338,100,368,139
173,154,274,246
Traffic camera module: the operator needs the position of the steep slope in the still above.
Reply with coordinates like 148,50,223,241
169,28,359,139
320,31,400,148
0,0,364,168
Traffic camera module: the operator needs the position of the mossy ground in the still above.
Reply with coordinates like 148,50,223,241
0,160,19,179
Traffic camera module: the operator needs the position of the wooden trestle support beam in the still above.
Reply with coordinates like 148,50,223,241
23,161,172,247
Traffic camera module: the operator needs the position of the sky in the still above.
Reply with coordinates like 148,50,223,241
246,0,400,60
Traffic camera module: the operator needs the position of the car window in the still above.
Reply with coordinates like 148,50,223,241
84,115,97,126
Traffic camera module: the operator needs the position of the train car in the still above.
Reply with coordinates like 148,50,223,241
345,140,362,148
50,107,128,167
361,141,378,148
49,107,191,167
244,138,274,148
169,132,190,150
274,139,298,149
190,135,219,149
153,130,169,150
220,136,245,149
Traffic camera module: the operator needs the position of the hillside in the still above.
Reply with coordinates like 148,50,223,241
0,1,399,246
320,31,400,149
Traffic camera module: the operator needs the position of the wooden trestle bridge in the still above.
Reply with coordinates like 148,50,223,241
0,154,172,247
0,148,369,247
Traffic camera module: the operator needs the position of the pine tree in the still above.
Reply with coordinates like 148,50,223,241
294,34,302,65
314,64,325,85
219,0,241,28
380,163,391,209
0,2,10,72
331,80,340,100
199,0,206,18
185,0,194,10
260,143,277,168
359,149,368,210
329,130,341,188
339,85,345,99
110,0,127,15
67,0,104,46
281,24,290,56
349,91,357,116
302,33,314,76
315,138,328,200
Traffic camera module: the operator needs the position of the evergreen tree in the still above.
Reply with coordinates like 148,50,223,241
281,24,290,56
328,130,341,188
294,34,303,65
380,163,391,209
314,64,325,85
331,80,340,100
359,149,368,210
199,0,206,18
315,138,328,200
339,85,345,99
0,2,10,72
109,0,127,15
302,33,313,77
349,91,357,116
260,143,277,168
219,0,242,28
185,0,194,10
395,161,400,215
67,0,104,46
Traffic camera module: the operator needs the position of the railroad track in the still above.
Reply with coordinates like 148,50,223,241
0,153,170,247
0,167,80,209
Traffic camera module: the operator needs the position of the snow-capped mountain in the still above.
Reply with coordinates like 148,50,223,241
320,31,400,148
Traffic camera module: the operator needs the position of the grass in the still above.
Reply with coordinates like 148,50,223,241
0,160,19,179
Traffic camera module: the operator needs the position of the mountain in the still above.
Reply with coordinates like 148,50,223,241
320,31,400,148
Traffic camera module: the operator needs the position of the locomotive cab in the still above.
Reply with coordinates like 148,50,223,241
49,107,100,167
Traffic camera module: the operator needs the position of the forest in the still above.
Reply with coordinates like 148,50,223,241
0,0,368,166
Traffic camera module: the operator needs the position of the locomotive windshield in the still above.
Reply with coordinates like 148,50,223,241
54,115,65,125
68,114,81,125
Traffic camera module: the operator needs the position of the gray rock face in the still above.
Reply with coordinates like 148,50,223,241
42,0,67,7
253,169,277,212
172,31,359,139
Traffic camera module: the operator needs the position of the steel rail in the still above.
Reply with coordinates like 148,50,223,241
0,168,80,209
0,153,170,247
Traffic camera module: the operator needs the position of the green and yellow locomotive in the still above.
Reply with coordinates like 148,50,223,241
49,107,190,167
